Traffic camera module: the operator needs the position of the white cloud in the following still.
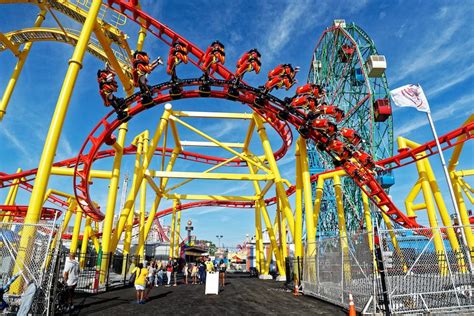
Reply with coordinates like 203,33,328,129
427,63,474,97
396,94,474,136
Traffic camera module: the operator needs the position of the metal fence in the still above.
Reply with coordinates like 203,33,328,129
301,230,375,312
0,219,59,314
53,252,144,293
379,226,474,314
299,225,474,315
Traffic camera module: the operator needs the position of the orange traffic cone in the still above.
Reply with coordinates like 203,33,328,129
348,292,356,316
293,280,300,296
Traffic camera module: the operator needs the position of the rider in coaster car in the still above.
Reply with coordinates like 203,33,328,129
166,40,189,81
202,40,225,76
235,48,261,81
317,104,345,123
132,50,162,96
97,64,127,120
340,127,362,146
263,64,299,93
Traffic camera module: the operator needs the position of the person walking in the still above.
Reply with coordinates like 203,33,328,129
166,262,173,287
144,261,156,300
183,263,189,285
191,264,198,284
132,262,149,304
63,253,79,312
156,263,164,287
219,259,227,288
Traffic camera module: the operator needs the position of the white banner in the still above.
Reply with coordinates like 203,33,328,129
390,84,430,113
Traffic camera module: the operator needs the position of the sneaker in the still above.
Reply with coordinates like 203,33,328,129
139,300,145,304
173,284,177,287
70,305,75,310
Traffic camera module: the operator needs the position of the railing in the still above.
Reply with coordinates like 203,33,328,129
300,225,474,315
0,218,59,314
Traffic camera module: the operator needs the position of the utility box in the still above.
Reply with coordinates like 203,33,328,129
333,19,346,28
374,98,391,122
366,55,387,77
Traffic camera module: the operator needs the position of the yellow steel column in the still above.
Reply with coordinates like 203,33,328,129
280,208,288,260
334,175,351,280
0,9,47,120
294,147,304,258
112,105,172,251
123,204,135,256
70,208,84,254
101,136,143,281
100,123,129,276
362,192,374,252
2,169,21,222
254,203,264,274
12,0,102,293
169,200,177,259
405,180,423,218
80,217,91,269
254,115,295,238
297,138,316,255
453,179,474,255
398,137,447,273
143,148,180,239
417,159,447,273
247,164,285,276
137,132,149,259
422,158,466,270
175,210,181,258
312,176,324,234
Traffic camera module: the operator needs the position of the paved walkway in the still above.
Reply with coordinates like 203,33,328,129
73,275,345,315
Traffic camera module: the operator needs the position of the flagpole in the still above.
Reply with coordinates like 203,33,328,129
426,112,471,255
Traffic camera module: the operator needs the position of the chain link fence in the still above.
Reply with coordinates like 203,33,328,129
0,219,59,314
299,225,474,314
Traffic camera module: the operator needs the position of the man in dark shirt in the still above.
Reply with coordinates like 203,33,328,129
172,260,179,286
198,260,206,284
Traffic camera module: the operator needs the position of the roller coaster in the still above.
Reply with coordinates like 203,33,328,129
0,0,473,313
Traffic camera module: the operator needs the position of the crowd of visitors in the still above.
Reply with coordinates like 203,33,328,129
130,256,228,303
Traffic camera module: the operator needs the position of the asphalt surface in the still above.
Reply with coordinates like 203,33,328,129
72,274,345,315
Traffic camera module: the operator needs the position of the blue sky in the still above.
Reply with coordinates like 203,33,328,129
0,0,473,247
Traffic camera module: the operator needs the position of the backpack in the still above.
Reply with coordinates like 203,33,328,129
128,268,140,286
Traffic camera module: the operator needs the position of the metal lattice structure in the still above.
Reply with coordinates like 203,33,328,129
307,20,394,234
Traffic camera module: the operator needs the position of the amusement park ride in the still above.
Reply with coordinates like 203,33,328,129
0,0,473,308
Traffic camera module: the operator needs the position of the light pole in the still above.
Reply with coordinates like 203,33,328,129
216,235,223,248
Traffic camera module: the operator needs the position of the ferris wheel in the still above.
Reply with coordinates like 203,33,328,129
307,20,394,233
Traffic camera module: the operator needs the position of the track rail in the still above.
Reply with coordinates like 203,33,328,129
0,205,61,220
73,79,293,220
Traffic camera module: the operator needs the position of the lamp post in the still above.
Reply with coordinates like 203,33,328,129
185,219,193,245
216,235,223,248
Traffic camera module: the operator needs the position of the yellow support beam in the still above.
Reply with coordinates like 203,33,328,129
70,206,83,254
294,146,303,259
0,9,47,120
111,104,172,252
163,194,257,201
94,27,134,95
79,217,91,269
334,175,351,280
174,210,181,258
0,32,20,56
180,140,245,148
143,147,180,240
147,170,273,181
254,115,295,238
169,200,177,259
248,164,284,276
12,0,103,293
50,167,112,179
171,114,272,173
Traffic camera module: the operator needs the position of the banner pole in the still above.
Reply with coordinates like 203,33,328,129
426,112,472,269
